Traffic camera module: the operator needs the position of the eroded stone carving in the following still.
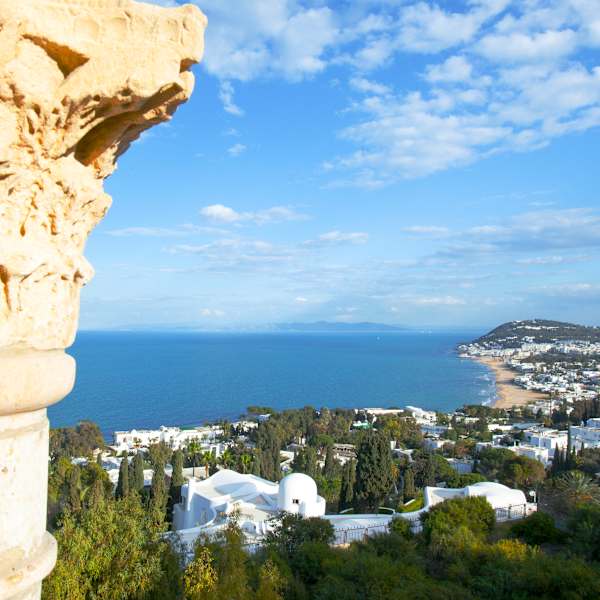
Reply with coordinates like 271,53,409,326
0,0,207,351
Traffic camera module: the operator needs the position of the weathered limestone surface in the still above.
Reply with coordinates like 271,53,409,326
0,1,206,598
0,0,206,351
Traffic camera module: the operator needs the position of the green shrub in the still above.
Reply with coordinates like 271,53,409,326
510,511,563,546
422,496,496,548
389,517,413,539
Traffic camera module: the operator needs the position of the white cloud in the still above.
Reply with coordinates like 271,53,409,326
196,1,337,82
200,204,242,223
219,81,244,116
304,230,369,246
477,29,578,63
349,77,391,96
227,143,247,157
425,55,472,82
397,1,508,53
200,204,309,225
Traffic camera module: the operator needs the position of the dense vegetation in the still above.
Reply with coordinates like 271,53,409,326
468,319,600,347
44,408,600,599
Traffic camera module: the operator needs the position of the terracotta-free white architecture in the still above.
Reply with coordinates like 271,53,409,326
0,2,206,598
173,469,533,552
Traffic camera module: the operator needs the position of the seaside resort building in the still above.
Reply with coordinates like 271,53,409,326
172,469,533,554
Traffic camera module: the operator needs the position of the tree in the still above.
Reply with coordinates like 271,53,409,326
555,470,600,508
42,496,177,600
68,465,82,512
403,465,416,501
354,431,394,512
148,442,172,470
424,454,436,487
339,459,356,510
116,457,130,499
183,546,217,600
130,452,145,494
239,453,252,474
149,461,167,524
187,438,201,478
256,559,284,600
266,514,334,556
251,453,261,476
50,421,104,459
86,479,106,511
510,511,563,545
422,496,496,552
170,450,184,487
323,444,338,479
210,520,252,599
293,446,319,479
201,451,213,479
168,450,184,515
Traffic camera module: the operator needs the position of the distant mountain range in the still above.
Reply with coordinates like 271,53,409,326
274,321,407,332
469,319,600,348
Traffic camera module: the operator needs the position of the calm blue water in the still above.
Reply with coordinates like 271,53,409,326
48,331,495,437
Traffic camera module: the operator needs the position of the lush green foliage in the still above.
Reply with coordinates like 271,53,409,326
422,496,496,552
50,421,104,459
354,430,394,512
43,497,179,600
510,511,564,546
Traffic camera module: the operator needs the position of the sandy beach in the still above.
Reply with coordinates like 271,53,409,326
471,356,549,409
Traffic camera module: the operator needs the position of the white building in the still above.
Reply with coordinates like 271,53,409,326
523,427,568,457
424,481,527,511
112,425,224,453
404,406,437,424
173,470,326,547
173,469,533,553
571,424,600,449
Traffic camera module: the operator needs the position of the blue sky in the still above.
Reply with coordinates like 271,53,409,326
81,0,600,331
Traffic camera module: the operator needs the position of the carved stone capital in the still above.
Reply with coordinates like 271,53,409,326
0,0,207,351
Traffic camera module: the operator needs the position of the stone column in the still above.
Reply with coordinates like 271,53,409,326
0,2,206,598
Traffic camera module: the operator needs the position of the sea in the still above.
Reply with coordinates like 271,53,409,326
48,331,496,439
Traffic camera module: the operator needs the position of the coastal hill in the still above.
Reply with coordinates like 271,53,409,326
470,319,600,348
274,321,406,332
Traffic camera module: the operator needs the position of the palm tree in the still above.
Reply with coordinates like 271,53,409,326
555,471,600,506
200,451,213,479
220,449,234,469
187,438,201,478
239,453,252,474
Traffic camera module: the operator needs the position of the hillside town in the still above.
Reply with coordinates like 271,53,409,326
45,320,600,598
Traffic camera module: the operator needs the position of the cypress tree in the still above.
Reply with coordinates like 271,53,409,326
170,450,184,487
68,465,82,512
424,454,436,487
130,452,145,494
397,473,405,505
403,465,416,501
252,453,262,477
168,450,184,509
354,431,393,512
339,459,355,510
323,444,337,479
87,478,105,510
116,457,130,499
150,460,167,523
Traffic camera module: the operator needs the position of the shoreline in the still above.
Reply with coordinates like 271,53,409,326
468,356,549,409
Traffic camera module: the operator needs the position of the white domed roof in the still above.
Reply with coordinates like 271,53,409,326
279,472,317,495
277,473,319,513
465,481,527,508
